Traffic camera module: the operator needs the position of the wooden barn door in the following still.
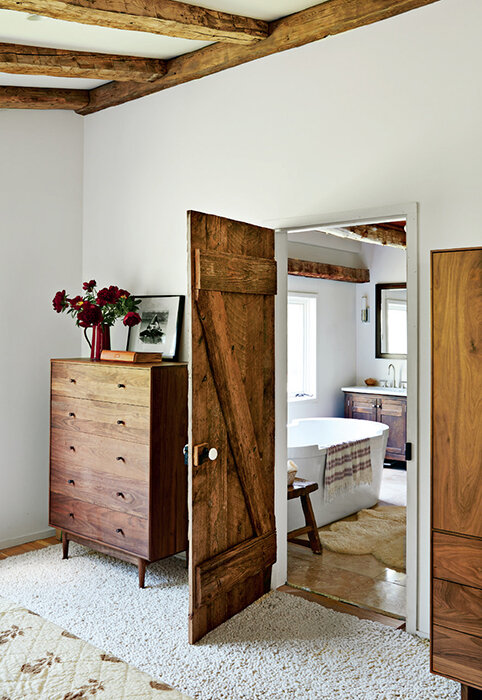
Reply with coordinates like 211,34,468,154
188,211,277,643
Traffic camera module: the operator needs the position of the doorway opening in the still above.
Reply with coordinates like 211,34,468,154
282,213,414,625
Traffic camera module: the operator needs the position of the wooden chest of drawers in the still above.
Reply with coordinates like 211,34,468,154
49,358,188,587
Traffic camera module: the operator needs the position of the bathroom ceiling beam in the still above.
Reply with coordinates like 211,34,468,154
288,259,370,283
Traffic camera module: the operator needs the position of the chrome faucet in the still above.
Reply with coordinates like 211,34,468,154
388,364,396,388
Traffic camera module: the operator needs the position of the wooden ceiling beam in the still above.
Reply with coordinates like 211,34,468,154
344,224,406,248
0,0,268,45
288,258,370,283
77,0,440,115
0,43,166,82
0,85,89,109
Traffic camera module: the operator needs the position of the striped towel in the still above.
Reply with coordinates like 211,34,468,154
324,438,372,502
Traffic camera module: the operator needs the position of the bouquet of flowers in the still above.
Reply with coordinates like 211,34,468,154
52,280,141,359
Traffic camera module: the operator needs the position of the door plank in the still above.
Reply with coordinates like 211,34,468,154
196,531,276,607
195,249,277,295
189,211,275,643
196,289,274,536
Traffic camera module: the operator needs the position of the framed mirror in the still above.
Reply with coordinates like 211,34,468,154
375,283,407,359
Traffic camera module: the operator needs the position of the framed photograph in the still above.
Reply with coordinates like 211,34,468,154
127,295,184,361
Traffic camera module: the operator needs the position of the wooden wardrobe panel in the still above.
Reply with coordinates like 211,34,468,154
432,249,482,537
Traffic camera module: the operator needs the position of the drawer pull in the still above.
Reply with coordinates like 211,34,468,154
69,445,75,452
68,412,75,418
115,528,124,535
70,378,76,384
117,383,125,389
116,420,125,425
69,512,74,518
116,456,125,462
67,479,75,485
116,492,125,498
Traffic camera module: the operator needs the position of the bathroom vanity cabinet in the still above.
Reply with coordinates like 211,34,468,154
343,389,406,462
49,358,188,587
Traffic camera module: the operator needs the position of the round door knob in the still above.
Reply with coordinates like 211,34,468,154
115,528,124,535
117,420,125,425
67,479,75,485
208,448,218,461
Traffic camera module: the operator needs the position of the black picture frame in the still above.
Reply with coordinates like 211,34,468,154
126,295,184,361
375,283,407,359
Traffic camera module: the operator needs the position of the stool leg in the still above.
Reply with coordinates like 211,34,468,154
62,532,69,560
138,559,147,588
300,495,322,555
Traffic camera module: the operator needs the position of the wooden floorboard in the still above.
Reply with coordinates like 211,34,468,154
278,584,406,629
0,536,59,559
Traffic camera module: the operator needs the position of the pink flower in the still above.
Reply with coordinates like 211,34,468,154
123,312,141,327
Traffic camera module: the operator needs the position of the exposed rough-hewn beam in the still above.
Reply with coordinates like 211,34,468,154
345,224,406,247
0,43,166,82
0,0,268,45
0,85,89,109
77,0,440,115
288,258,370,283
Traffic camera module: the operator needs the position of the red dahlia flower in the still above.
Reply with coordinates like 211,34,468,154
82,279,96,292
52,290,68,313
123,311,141,327
69,296,83,309
96,285,120,306
77,301,103,328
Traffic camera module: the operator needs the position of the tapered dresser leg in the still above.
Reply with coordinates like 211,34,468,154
461,685,482,700
138,559,147,588
62,532,69,560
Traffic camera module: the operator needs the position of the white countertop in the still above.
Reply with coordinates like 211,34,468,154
342,385,407,397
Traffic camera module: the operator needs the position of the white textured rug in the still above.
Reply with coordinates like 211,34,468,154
0,543,458,699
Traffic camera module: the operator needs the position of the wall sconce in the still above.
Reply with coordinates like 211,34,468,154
361,295,369,323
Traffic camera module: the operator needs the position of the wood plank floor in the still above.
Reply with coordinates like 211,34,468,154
0,536,59,560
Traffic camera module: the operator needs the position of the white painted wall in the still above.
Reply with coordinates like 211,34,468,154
0,110,83,548
82,0,482,635
356,243,407,387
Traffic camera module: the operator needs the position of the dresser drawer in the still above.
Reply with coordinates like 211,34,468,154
433,579,482,638
51,464,148,518
51,428,149,482
50,493,149,558
51,395,150,444
51,362,150,407
432,624,482,689
433,531,482,589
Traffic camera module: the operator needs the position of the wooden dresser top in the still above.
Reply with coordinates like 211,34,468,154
51,358,187,370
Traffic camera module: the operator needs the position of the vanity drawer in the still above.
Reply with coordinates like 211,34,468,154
50,493,149,558
432,625,482,689
51,395,150,444
50,428,149,482
51,362,150,407
50,464,148,518
433,579,482,638
433,531,482,589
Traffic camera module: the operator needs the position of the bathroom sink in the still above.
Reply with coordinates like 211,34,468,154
341,385,407,397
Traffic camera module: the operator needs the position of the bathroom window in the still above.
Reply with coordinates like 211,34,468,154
287,293,317,401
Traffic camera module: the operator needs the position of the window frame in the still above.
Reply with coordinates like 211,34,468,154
287,291,317,403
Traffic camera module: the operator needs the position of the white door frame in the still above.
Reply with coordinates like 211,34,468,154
270,203,419,635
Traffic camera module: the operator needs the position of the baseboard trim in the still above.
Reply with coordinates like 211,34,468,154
0,529,56,551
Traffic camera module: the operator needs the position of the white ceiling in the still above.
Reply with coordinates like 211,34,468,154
0,2,323,89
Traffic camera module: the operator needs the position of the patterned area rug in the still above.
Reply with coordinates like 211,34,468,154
0,543,458,699
0,597,190,700
319,506,406,571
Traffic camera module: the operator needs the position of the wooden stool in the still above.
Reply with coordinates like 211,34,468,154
287,478,322,555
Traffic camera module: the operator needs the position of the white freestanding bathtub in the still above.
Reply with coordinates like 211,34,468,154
287,418,389,529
